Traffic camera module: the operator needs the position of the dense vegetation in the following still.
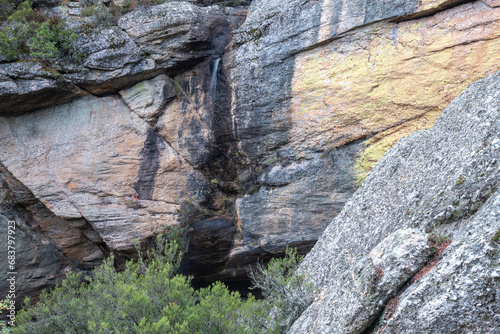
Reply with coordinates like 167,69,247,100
0,0,79,62
1,228,315,333
0,0,164,63
0,299,10,334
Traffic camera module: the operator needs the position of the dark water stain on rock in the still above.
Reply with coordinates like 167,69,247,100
134,129,162,200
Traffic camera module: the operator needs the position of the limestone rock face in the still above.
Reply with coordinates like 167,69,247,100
0,1,231,115
226,0,500,264
290,70,500,333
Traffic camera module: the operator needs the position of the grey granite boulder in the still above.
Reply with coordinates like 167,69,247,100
290,70,500,333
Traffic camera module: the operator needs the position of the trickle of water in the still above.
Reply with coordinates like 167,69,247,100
210,58,221,97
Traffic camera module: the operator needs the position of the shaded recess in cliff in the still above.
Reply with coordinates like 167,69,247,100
0,162,110,305
179,218,237,279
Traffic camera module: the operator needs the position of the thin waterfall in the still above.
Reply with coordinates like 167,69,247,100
209,58,221,99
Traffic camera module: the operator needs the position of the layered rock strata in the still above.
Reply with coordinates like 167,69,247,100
2,0,500,301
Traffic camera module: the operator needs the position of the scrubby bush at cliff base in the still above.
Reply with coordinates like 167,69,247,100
248,247,316,332
11,230,314,333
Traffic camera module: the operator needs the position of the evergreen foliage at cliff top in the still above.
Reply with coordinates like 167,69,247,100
5,228,314,334
0,0,78,62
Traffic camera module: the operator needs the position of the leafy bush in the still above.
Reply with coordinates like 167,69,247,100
0,1,78,62
248,247,316,332
11,230,314,333
1,299,11,334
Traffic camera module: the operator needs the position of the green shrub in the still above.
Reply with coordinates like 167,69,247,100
0,1,78,62
1,299,11,334
12,229,312,333
12,230,254,333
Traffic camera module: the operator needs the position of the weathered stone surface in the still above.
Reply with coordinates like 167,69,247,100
122,59,228,169
0,1,233,115
118,2,230,66
384,193,500,333
290,70,500,333
226,0,500,262
155,59,221,168
1,162,106,267
0,62,87,116
293,229,430,334
290,1,500,180
0,214,63,304
0,95,209,251
2,0,500,305
120,74,176,123
235,141,362,257
197,0,252,6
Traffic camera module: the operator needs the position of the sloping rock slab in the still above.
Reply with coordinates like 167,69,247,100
290,70,500,333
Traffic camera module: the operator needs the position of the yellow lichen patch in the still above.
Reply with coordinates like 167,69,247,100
419,0,456,12
354,111,440,185
290,2,500,170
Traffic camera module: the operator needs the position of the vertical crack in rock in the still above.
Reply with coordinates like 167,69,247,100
134,128,162,200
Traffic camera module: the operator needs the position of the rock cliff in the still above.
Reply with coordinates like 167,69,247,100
0,0,244,300
227,0,500,266
290,67,500,334
1,0,499,312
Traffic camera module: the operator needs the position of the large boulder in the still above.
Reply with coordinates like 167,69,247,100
290,69,500,333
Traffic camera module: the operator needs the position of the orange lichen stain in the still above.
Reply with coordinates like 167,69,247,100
69,183,75,189
377,295,400,333
412,239,452,283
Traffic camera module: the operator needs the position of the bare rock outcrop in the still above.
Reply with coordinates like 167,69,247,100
224,0,500,266
290,69,500,334
0,94,208,251
0,1,231,115
2,0,500,304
